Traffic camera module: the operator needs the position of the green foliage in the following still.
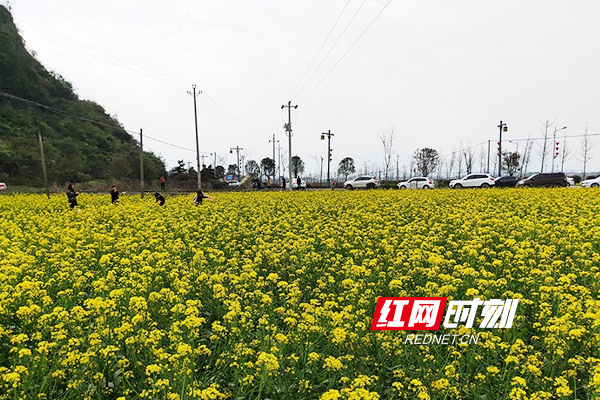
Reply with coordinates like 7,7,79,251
245,160,260,179
260,157,275,178
337,157,355,180
0,5,166,186
291,155,305,178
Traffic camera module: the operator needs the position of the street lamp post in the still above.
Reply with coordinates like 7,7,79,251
498,121,507,177
551,126,567,173
321,130,334,187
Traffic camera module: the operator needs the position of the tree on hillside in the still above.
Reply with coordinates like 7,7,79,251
291,156,305,178
338,157,355,181
412,148,439,177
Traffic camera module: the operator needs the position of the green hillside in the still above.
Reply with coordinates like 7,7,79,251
0,5,166,187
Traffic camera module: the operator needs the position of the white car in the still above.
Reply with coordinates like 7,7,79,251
397,177,434,189
450,174,495,189
0,183,6,190
343,176,379,190
566,177,575,187
581,176,600,188
292,179,306,190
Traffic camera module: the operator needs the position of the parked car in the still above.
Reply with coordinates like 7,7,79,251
397,177,434,189
581,176,600,188
449,174,495,189
343,176,379,190
566,177,575,187
226,180,241,187
292,179,306,190
516,172,568,187
494,176,519,188
0,182,6,190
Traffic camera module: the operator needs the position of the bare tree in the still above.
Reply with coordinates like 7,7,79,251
280,149,289,178
462,141,475,174
479,144,487,173
456,148,464,177
446,150,456,180
311,154,324,184
579,124,596,179
520,134,534,178
379,127,396,182
559,134,573,173
537,120,555,173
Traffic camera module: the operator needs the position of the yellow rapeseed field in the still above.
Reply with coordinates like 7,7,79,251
1,189,600,399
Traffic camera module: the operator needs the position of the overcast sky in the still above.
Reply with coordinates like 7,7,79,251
8,0,600,177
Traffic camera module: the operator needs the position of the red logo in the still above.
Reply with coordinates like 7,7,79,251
371,297,447,330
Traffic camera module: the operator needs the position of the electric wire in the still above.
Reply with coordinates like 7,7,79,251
16,19,190,87
291,0,368,102
298,0,393,105
286,0,352,101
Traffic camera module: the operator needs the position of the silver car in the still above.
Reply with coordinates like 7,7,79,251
397,177,434,189
450,174,495,189
581,176,600,188
344,176,379,190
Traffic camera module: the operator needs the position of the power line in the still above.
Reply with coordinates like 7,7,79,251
17,19,264,142
16,18,191,87
291,0,368,102
286,0,352,101
298,0,393,104
25,44,185,92
202,93,262,140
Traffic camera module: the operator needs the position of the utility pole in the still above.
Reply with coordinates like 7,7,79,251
498,121,507,177
139,129,144,198
277,144,282,180
282,101,297,190
200,154,208,169
230,146,243,181
188,84,202,190
487,140,490,174
37,127,49,199
321,130,334,187
269,134,279,181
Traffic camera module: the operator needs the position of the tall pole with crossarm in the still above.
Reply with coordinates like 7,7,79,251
282,101,297,190
188,85,202,190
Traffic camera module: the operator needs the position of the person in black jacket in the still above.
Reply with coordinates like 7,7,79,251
192,190,214,205
110,185,119,204
66,183,79,209
154,192,165,206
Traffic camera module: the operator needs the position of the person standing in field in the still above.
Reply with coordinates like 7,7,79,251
154,192,165,206
159,175,166,192
110,185,119,204
192,190,214,205
66,183,79,209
